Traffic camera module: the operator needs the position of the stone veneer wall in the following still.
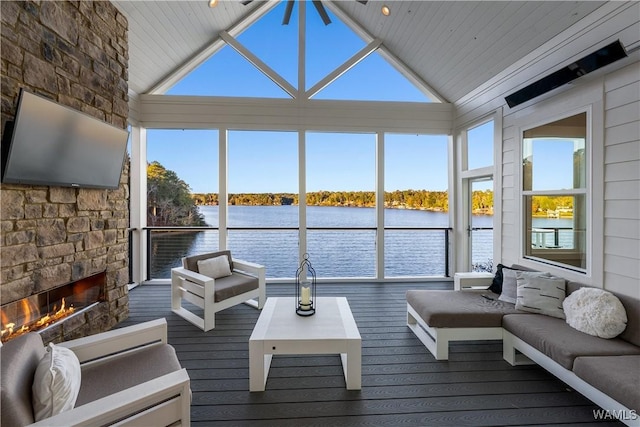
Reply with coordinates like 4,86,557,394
0,1,129,343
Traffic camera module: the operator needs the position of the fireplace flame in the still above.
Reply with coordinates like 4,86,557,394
1,298,75,343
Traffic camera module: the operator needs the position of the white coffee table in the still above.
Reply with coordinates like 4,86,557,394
249,297,361,392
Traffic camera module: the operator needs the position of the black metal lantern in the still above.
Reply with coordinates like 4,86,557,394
295,253,316,316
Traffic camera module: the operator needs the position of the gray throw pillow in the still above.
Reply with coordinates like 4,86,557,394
498,268,518,304
515,271,566,319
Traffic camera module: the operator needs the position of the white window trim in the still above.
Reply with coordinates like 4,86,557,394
514,85,604,285
455,109,502,272
461,115,496,176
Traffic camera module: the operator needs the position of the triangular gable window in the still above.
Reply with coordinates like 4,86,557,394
237,1,298,88
167,44,290,98
165,0,435,103
313,50,429,102
305,5,365,91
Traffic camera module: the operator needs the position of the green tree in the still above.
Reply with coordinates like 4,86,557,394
147,161,205,226
472,190,493,212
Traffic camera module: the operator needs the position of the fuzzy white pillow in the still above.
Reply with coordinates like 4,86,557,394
563,288,627,339
198,255,232,279
32,343,81,421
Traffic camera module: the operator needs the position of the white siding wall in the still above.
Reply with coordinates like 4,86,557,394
602,62,640,297
494,62,639,297
454,2,639,298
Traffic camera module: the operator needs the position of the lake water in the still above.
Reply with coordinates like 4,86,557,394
149,206,572,279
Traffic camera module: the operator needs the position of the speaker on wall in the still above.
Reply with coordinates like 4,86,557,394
505,40,628,108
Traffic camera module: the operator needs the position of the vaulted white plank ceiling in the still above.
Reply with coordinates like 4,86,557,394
113,1,605,103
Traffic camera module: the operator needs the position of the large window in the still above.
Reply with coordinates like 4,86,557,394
146,129,219,278
134,0,447,282
306,132,376,278
140,127,458,280
522,112,587,270
227,131,299,278
384,134,449,276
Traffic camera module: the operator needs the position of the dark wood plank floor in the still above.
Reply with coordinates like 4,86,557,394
120,282,621,426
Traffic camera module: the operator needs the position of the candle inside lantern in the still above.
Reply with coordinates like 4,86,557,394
300,280,312,310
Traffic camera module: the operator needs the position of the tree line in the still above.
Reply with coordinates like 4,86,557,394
531,195,574,217
149,161,571,227
192,191,572,217
192,190,456,211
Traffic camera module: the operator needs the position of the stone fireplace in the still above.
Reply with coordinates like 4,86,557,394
0,1,130,344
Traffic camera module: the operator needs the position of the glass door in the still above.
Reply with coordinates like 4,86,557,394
468,177,494,272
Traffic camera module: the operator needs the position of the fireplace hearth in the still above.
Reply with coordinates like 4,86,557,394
1,272,106,343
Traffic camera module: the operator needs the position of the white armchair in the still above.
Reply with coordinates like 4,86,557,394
171,250,266,331
0,318,191,427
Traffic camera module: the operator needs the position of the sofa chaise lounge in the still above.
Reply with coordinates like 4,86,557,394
406,267,640,426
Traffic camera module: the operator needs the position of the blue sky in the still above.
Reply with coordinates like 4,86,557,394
145,1,491,194
527,138,583,191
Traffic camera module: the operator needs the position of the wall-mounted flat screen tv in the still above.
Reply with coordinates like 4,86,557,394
1,89,128,189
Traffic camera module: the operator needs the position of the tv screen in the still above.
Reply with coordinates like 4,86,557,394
1,89,128,189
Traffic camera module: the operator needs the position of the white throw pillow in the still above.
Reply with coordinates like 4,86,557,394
515,272,566,319
198,255,232,279
32,343,82,421
563,288,627,338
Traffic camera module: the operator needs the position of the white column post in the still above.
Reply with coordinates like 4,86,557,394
376,132,385,279
450,132,462,275
298,130,307,264
219,128,228,250
297,1,307,264
130,125,147,283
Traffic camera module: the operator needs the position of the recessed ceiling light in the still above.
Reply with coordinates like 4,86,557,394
209,0,218,7
381,5,390,16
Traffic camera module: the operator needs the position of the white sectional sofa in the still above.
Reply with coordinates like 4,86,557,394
406,267,640,426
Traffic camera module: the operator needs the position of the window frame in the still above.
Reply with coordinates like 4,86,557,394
463,118,495,173
516,98,603,284
456,110,501,273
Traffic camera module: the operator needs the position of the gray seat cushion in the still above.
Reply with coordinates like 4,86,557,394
76,343,182,406
0,333,46,427
212,272,259,302
573,355,640,412
406,290,523,328
502,313,640,370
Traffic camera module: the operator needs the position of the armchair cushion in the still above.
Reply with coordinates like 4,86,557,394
1,333,46,427
32,343,82,421
198,255,232,279
214,272,260,302
76,343,182,406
